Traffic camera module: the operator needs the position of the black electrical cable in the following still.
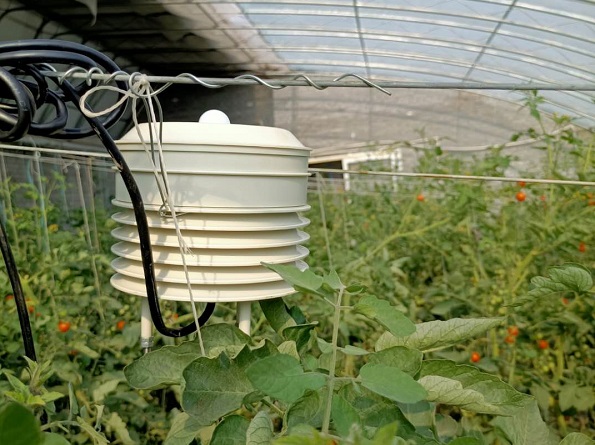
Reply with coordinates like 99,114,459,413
0,40,214,352
0,219,36,361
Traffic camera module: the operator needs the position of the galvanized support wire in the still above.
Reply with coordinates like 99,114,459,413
41,70,595,91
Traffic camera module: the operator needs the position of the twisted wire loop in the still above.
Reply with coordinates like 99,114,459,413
0,40,213,343
42,68,396,95
333,73,391,95
290,74,328,90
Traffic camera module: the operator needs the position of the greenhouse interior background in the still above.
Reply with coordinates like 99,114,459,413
0,1,594,445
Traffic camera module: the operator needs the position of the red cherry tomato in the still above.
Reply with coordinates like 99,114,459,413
504,335,516,344
58,321,71,333
516,191,526,202
470,352,481,363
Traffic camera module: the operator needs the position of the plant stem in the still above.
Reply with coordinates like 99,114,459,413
322,285,345,434
261,399,284,416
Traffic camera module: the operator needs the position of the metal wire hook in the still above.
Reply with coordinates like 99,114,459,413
175,73,224,89
291,74,328,90
234,74,285,89
103,70,128,85
58,66,88,85
85,67,104,86
333,73,391,95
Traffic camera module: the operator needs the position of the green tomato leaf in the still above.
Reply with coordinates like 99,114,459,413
339,345,370,356
367,346,423,376
42,432,71,445
182,354,254,425
559,432,595,445
285,389,326,431
201,323,252,358
522,264,593,303
246,354,326,404
354,295,415,337
163,412,205,445
376,318,503,352
235,340,279,370
210,415,249,445
447,438,482,445
282,323,318,353
259,298,296,334
559,384,595,412
370,422,398,445
359,363,427,404
124,342,202,389
419,360,531,415
331,394,362,437
246,411,274,445
492,400,557,445
92,379,121,404
273,424,328,445
278,341,300,361
0,403,42,445
262,263,326,297
323,270,344,291
125,325,247,393
76,416,109,445
40,391,65,404
71,342,100,359
104,412,134,445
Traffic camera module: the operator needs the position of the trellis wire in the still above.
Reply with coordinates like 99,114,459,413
73,162,104,322
1,146,593,188
42,70,595,91
309,168,595,187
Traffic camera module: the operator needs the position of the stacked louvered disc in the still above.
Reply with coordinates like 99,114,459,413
110,111,311,303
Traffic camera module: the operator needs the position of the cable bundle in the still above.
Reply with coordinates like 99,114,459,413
0,40,213,360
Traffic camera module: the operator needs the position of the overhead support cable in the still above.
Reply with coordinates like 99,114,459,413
40,70,595,91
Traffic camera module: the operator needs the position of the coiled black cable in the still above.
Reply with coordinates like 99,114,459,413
0,40,214,359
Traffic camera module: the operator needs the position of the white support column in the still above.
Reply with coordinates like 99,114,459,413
237,301,251,335
140,298,153,353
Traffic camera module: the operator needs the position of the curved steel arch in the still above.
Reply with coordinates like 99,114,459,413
239,4,595,46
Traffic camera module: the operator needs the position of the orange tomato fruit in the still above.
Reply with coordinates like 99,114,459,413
516,191,526,202
578,242,586,253
416,194,425,202
507,326,519,337
116,320,126,331
58,321,71,333
470,351,481,363
537,339,548,350
517,181,526,187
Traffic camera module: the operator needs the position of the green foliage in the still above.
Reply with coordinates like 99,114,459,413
0,402,42,445
0,105,593,443
118,265,546,444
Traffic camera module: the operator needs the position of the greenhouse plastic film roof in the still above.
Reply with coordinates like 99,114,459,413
4,0,595,131
232,0,595,128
